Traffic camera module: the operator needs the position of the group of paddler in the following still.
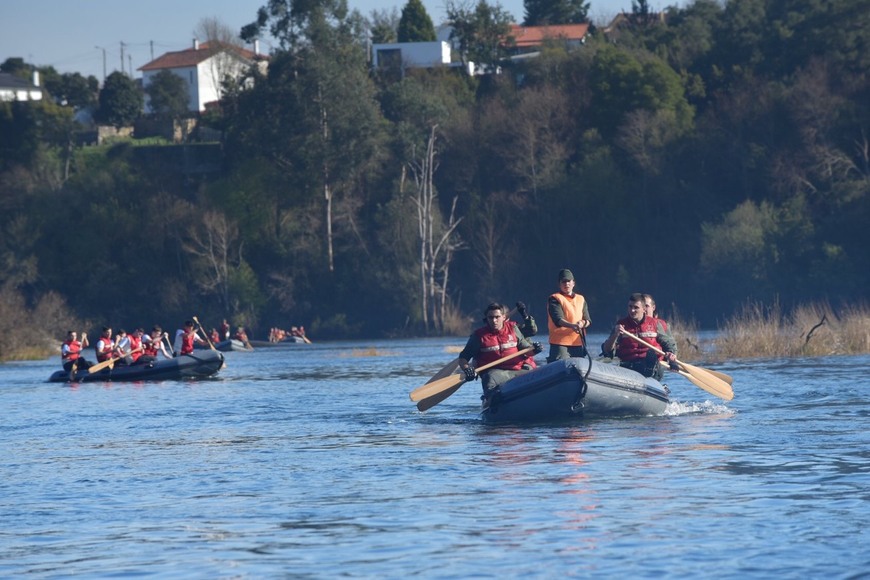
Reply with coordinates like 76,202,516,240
411,268,734,411
59,316,227,379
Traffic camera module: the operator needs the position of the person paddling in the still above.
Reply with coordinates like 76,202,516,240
173,320,206,356
61,331,93,373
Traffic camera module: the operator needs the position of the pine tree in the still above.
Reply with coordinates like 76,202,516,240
523,0,590,25
398,0,437,42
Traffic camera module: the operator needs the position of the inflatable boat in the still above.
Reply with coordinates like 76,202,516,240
481,356,670,424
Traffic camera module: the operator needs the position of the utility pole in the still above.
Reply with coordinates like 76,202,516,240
120,41,125,75
150,40,154,61
128,54,132,77
95,46,106,82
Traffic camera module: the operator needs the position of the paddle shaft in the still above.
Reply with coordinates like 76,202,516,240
88,346,144,373
410,347,535,403
192,316,218,352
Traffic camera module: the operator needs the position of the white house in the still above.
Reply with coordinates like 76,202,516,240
138,40,264,113
371,41,452,69
0,71,43,102
370,40,477,76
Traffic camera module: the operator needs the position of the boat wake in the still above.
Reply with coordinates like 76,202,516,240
664,400,734,416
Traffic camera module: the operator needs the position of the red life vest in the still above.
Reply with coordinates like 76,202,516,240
96,336,114,362
180,331,196,355
143,337,159,357
128,334,143,361
473,321,536,371
62,339,82,362
616,315,662,362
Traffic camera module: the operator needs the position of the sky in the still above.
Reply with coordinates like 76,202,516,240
0,0,641,83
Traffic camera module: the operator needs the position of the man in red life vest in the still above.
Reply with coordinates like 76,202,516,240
601,293,677,381
458,302,543,394
140,326,173,364
174,320,206,356
61,330,93,372
94,327,115,363
126,328,148,365
547,268,591,362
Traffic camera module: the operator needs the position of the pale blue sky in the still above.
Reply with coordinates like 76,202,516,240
0,0,645,82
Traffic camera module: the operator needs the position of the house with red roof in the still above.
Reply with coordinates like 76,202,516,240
138,40,265,113
504,23,590,56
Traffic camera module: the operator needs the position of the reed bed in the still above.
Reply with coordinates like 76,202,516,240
712,301,870,359
665,309,703,362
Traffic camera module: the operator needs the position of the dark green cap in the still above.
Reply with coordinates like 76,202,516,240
559,269,574,281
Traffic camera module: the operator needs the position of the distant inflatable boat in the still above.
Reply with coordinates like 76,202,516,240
196,339,251,352
48,350,225,383
481,357,670,424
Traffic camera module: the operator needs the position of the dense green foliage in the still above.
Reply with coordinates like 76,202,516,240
523,0,590,25
397,0,437,42
95,72,143,128
144,70,190,120
0,0,868,350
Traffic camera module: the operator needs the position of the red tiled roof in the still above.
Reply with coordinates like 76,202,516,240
507,23,590,48
139,41,259,72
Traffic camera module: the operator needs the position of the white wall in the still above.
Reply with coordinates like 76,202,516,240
371,41,452,68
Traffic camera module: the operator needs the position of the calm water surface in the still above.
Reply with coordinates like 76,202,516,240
1,336,868,578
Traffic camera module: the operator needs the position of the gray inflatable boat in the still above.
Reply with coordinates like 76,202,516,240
481,357,670,424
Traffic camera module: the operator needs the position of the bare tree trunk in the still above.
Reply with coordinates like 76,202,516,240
181,210,238,311
410,126,464,333
319,85,335,272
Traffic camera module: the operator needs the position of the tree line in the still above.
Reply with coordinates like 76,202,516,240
0,0,867,357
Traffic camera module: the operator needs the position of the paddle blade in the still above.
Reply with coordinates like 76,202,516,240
676,362,734,401
706,368,734,385
427,358,460,384
416,383,464,412
409,373,465,402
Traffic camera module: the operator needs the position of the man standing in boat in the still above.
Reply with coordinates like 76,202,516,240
546,268,591,362
601,293,678,381
457,302,543,394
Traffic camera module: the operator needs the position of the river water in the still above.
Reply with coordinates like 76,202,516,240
1,335,868,578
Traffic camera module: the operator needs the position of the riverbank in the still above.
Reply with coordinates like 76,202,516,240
3,301,868,364
673,301,870,361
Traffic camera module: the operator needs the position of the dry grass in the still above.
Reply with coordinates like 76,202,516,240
440,301,473,336
712,300,870,359
666,308,703,362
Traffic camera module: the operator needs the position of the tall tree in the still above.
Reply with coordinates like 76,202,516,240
95,71,142,128
446,0,514,68
369,8,400,44
145,70,190,120
398,0,437,42
239,0,387,273
523,0,590,25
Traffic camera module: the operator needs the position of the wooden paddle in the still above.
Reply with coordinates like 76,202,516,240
619,330,734,401
162,333,175,357
88,346,144,373
427,357,461,384
410,346,535,408
191,316,217,351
